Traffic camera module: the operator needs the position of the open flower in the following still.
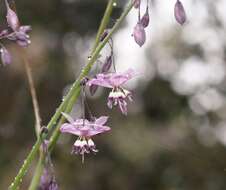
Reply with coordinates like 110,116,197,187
87,69,135,115
60,113,111,162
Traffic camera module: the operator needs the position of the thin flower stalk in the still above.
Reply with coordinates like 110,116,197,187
22,49,42,137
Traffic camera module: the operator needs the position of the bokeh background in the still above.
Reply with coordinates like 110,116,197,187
1,0,226,189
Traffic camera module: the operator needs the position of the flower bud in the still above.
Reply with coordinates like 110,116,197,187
133,22,146,47
133,0,141,9
19,25,32,33
39,168,59,190
6,3,20,31
174,0,186,25
101,55,112,73
89,84,98,96
141,7,150,28
100,29,109,42
0,48,11,65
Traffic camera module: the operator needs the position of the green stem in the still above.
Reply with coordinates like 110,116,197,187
91,0,115,53
8,138,42,190
28,152,44,190
8,1,134,189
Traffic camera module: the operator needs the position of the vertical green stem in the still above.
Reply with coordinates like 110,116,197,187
28,153,44,190
8,1,134,190
8,138,42,190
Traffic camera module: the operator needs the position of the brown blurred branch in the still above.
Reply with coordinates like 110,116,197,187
22,49,41,137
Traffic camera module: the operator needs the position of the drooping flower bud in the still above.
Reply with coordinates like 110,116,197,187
133,22,146,47
5,1,20,31
133,0,141,9
141,6,150,28
89,84,98,96
174,0,186,25
101,55,112,73
39,168,59,190
0,47,11,65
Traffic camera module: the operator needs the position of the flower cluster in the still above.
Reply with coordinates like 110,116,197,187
0,0,31,66
59,0,187,162
132,0,186,46
132,0,150,47
60,31,137,161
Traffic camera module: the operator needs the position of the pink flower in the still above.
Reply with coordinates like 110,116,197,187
60,113,111,161
87,69,136,115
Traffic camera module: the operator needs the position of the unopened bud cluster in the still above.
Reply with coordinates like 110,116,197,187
0,0,32,66
132,0,150,47
132,0,186,46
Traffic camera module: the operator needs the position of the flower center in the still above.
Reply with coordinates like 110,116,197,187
72,137,98,162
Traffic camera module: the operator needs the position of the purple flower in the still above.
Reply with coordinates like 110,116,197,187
133,22,146,47
174,0,186,25
60,113,111,161
0,47,11,65
87,69,136,115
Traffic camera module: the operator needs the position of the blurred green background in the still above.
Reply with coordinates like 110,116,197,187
1,0,226,189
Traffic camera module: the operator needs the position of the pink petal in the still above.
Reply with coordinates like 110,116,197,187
87,74,113,88
87,125,111,137
109,69,136,86
60,123,82,136
94,116,109,125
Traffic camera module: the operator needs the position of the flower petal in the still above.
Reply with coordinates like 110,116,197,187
60,123,82,136
87,74,113,88
109,69,136,86
94,116,108,125
87,125,111,137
